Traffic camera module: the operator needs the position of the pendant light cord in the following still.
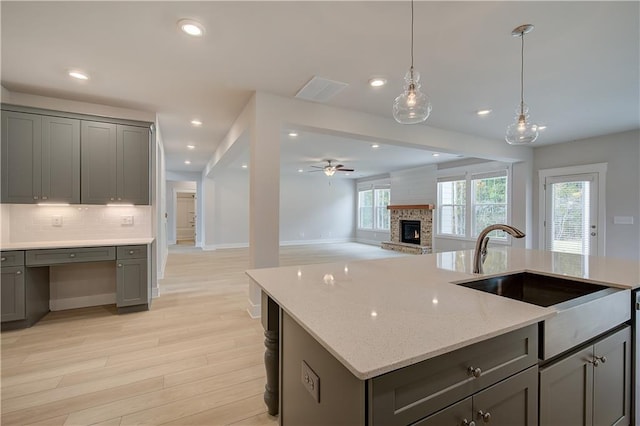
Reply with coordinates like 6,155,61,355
410,0,414,71
520,31,525,114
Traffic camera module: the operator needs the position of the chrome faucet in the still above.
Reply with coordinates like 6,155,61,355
473,224,525,274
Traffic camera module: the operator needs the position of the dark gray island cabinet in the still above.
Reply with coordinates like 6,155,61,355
263,295,631,426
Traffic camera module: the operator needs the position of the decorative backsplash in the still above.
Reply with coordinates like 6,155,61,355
2,204,153,244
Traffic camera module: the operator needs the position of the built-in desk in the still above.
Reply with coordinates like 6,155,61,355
1,241,152,331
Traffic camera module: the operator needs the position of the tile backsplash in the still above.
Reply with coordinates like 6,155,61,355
4,204,152,243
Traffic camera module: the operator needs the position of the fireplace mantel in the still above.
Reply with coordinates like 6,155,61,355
387,204,435,210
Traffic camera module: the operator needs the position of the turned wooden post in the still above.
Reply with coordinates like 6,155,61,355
262,292,280,416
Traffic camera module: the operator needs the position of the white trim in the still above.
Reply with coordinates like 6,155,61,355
152,287,159,298
280,238,353,246
247,299,261,319
538,163,607,255
354,238,385,246
50,293,116,311
208,242,249,250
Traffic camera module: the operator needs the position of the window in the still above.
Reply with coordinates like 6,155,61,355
437,169,509,240
358,186,390,230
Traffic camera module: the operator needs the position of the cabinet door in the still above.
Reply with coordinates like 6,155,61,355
540,347,593,426
81,121,117,204
1,111,41,203
593,326,631,426
117,125,149,204
41,116,80,203
1,266,26,322
116,258,148,307
412,397,473,426
472,366,538,426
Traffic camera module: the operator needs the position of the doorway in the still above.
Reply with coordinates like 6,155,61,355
539,164,607,256
176,192,196,245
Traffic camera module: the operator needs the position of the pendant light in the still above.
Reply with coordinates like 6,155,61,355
393,0,432,124
505,24,538,145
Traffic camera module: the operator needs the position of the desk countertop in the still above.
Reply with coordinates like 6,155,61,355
1,238,154,251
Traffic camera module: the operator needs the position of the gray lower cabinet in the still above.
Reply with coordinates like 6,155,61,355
116,246,148,309
1,111,80,204
81,121,149,204
414,366,538,426
540,325,631,426
1,266,26,322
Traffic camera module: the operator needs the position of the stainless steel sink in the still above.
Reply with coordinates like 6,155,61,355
457,272,631,360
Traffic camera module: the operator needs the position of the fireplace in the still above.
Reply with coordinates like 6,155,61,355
401,220,421,245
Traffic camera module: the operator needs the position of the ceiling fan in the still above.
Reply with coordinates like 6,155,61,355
310,160,355,177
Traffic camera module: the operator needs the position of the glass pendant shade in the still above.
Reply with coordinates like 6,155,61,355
324,167,336,177
505,103,538,145
393,69,432,124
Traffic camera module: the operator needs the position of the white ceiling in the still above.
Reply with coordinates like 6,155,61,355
2,1,638,175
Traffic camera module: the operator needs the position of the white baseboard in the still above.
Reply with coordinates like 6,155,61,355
247,299,261,319
207,242,250,250
279,238,353,246
50,293,116,311
168,239,177,245
152,287,159,298
354,238,385,246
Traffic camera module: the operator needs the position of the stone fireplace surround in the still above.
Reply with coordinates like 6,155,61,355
381,204,434,255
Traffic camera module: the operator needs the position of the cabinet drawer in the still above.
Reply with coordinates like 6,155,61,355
1,251,25,267
26,246,115,266
117,245,147,260
369,324,537,426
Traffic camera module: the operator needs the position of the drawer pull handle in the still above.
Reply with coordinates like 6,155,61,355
42,196,48,200
462,419,476,426
477,410,491,423
595,356,607,365
69,253,76,258
118,263,123,268
16,270,22,275
128,250,134,255
467,366,482,378
33,196,38,200
118,198,122,201
1,257,6,262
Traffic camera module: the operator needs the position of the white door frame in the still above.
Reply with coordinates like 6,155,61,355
172,188,197,244
538,163,607,256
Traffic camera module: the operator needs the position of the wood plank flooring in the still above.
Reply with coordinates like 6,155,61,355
1,243,406,425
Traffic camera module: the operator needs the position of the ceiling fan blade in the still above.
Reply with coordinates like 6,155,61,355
337,168,354,172
310,165,325,169
334,164,344,169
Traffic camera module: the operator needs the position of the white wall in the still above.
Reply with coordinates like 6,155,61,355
154,120,167,281
533,130,640,260
390,165,437,205
209,170,249,249
280,174,355,244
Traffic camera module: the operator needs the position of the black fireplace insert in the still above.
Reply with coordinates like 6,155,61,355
401,220,421,245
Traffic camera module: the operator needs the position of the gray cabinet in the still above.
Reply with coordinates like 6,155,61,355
116,246,148,308
540,325,631,426
1,111,80,204
415,366,538,426
1,266,26,322
81,121,149,204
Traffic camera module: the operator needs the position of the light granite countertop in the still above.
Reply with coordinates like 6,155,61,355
1,238,155,251
246,247,640,380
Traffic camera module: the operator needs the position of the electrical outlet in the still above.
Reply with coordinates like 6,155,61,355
301,360,320,403
121,215,134,225
52,215,63,227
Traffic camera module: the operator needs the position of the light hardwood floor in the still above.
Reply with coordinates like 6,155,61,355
1,243,407,425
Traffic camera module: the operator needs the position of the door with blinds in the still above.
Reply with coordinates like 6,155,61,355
543,173,599,256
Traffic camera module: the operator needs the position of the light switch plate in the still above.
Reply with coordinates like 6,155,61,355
301,360,320,403
121,215,134,225
52,215,63,227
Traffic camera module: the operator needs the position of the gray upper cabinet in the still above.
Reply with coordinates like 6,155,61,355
2,110,80,204
81,121,149,204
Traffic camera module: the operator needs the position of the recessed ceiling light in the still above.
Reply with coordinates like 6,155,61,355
241,164,248,169
187,144,195,150
371,144,380,149
288,131,298,137
191,119,202,127
345,173,351,176
537,125,547,130
178,19,205,37
476,109,492,116
184,160,191,165
432,153,440,157
369,77,387,87
68,70,89,80
298,169,304,173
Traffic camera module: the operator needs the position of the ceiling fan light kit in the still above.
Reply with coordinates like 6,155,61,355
505,23,539,145
310,160,355,177
393,0,432,125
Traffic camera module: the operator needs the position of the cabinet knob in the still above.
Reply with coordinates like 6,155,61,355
110,197,115,201
33,196,38,200
467,366,482,378
118,263,123,268
16,270,22,275
117,198,122,201
477,410,491,423
1,257,6,262
69,253,76,258
42,196,48,200
128,250,134,255
462,420,476,426
596,356,607,364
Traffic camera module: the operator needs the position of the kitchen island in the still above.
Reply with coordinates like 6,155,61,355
246,247,639,425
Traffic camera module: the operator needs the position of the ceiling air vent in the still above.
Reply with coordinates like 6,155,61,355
295,76,348,103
